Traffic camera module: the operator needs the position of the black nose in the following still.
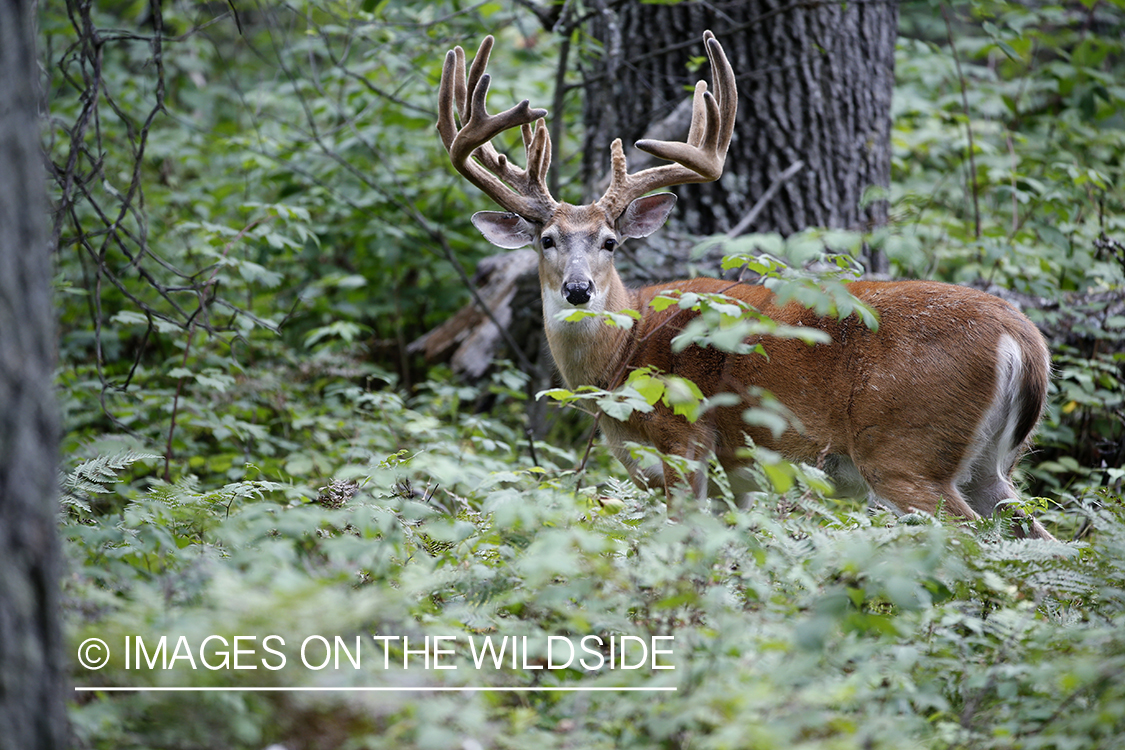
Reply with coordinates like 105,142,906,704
564,280,593,306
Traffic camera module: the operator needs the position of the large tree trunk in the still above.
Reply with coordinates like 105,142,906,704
580,0,897,268
0,0,67,746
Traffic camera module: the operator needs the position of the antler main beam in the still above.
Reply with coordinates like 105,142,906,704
596,30,738,219
437,35,558,222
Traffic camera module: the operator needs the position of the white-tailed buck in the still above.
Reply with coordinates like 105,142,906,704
437,32,1053,539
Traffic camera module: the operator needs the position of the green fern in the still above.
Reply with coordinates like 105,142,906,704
60,451,159,513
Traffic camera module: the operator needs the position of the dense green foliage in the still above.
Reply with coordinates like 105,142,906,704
45,1,1124,747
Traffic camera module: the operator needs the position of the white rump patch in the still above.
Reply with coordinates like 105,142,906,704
955,333,1026,515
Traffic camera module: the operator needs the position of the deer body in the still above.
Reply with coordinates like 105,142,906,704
548,272,1049,531
438,32,1053,538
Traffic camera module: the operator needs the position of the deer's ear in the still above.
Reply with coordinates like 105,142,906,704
617,193,678,239
472,211,537,249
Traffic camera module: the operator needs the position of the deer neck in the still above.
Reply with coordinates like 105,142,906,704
541,268,636,390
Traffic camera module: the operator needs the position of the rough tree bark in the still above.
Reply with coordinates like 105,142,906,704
0,0,67,746
580,0,898,267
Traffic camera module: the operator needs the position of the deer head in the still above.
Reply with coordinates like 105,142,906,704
437,31,737,328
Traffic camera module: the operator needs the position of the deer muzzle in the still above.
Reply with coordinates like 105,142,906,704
563,278,593,306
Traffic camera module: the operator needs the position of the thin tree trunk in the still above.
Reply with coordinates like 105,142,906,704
0,0,67,746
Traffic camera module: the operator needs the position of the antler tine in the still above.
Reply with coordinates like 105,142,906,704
463,35,493,124
596,31,738,218
437,35,558,222
437,47,464,152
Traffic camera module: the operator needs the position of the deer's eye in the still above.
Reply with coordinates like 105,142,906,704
603,238,617,252
541,236,555,249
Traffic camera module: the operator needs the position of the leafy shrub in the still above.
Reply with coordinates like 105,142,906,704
64,437,1125,749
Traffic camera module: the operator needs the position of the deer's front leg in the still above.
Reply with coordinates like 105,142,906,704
659,434,713,516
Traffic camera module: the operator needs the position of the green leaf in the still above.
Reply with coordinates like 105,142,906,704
304,321,369,348
664,376,705,422
628,373,666,407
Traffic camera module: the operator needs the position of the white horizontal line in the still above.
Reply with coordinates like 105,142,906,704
74,686,676,693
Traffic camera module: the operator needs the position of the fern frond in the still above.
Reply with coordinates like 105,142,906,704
980,539,1077,564
61,451,160,506
1026,569,1101,597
